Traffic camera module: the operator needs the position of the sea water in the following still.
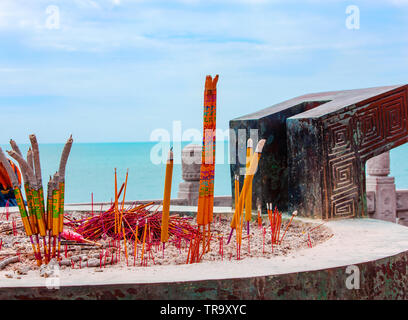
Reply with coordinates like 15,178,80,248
1,141,408,204
0,141,232,204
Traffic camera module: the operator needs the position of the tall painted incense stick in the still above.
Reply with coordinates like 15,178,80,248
47,176,54,260
29,135,46,222
0,147,41,266
9,140,28,186
7,148,47,262
188,74,218,264
7,150,47,236
57,135,73,258
197,75,219,227
161,148,173,244
27,148,34,170
51,172,60,258
8,147,45,262
6,135,73,265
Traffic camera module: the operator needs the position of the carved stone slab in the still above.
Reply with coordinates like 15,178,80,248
230,85,408,219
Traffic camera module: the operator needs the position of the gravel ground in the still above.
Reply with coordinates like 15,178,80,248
0,210,333,276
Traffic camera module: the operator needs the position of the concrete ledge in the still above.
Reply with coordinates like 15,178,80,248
1,218,408,299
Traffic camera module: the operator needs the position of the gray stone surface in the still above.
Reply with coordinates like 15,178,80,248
366,152,397,223
178,144,202,206
1,217,408,288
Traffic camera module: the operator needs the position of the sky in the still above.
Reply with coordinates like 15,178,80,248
1,0,408,143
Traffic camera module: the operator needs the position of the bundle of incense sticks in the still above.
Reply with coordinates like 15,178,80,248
0,134,73,265
194,74,219,262
68,203,197,244
231,138,254,240
66,172,198,246
228,139,266,246
267,203,282,250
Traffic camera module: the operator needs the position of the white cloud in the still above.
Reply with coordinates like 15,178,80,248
0,0,407,143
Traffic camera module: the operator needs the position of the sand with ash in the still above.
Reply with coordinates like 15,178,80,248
0,210,333,276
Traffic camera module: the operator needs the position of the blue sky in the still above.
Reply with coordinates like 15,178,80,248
1,0,408,143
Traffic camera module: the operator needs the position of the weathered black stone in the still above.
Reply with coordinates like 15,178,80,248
230,85,408,219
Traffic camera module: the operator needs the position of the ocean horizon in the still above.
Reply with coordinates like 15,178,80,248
1,141,408,204
0,141,232,204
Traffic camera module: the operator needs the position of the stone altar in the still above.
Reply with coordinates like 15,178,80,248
230,85,408,220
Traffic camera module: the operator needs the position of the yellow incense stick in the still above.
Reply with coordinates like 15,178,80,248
231,140,266,233
244,139,253,223
230,175,239,229
134,224,139,260
119,169,129,234
161,149,173,243
140,220,148,264
32,188,47,237
122,222,128,264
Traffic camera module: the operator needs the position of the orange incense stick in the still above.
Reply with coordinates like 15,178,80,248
114,169,118,235
244,139,253,234
119,169,129,232
276,212,282,244
280,211,298,244
140,219,147,265
228,140,265,245
161,148,173,244
122,222,128,265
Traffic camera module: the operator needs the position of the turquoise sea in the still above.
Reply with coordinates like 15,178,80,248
0,141,232,204
1,141,408,204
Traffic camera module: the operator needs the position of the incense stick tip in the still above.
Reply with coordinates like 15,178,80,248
255,139,266,153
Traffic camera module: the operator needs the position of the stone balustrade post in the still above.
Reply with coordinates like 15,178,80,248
366,151,397,223
178,144,201,206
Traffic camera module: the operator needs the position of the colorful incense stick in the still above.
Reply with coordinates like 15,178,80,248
196,75,219,260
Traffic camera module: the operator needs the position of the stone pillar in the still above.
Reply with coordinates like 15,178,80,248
178,144,201,206
366,152,397,223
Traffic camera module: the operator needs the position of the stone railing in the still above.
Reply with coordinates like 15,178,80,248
177,144,232,207
366,151,408,226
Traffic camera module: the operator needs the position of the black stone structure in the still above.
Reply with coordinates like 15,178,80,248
230,85,408,219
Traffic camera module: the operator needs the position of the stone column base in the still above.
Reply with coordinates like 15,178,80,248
178,181,200,206
366,176,396,223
